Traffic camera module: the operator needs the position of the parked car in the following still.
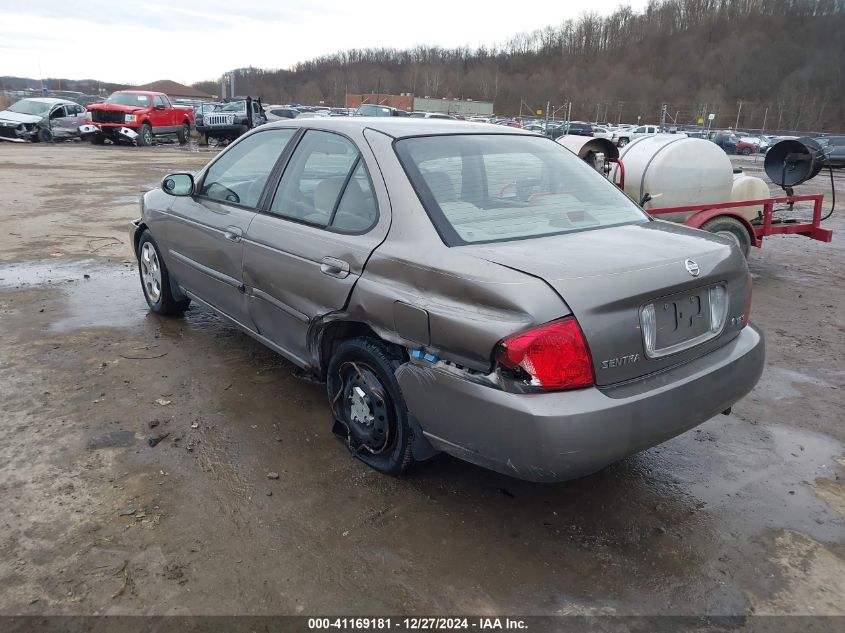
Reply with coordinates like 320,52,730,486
564,121,595,137
592,126,613,140
132,118,764,482
0,97,87,142
196,97,267,144
614,124,660,146
84,91,195,146
815,136,845,167
354,104,409,117
494,118,523,128
736,138,759,155
711,131,739,154
266,107,300,121
409,111,455,120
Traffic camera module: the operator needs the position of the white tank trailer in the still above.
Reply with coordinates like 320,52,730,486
557,134,769,223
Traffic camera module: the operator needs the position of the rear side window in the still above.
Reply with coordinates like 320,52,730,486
395,134,647,245
269,130,378,232
200,129,296,208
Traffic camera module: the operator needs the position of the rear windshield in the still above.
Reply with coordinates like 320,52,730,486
395,134,648,245
106,93,151,107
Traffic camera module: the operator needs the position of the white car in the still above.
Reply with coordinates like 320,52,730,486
592,126,613,140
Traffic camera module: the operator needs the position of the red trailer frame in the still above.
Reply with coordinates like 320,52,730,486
647,194,833,248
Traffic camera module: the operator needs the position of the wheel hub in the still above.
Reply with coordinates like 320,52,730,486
339,363,390,453
140,242,162,302
349,386,373,426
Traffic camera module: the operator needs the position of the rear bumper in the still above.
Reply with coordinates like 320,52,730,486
397,324,764,482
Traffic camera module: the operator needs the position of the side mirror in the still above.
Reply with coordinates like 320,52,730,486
162,173,194,196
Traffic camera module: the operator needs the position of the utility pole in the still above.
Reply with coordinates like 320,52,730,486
734,100,743,130
660,103,667,132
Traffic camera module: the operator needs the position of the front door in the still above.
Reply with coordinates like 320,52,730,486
164,128,296,326
242,129,388,364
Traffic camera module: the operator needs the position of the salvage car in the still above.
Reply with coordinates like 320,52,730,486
0,98,87,142
196,97,267,143
131,119,764,482
84,91,194,146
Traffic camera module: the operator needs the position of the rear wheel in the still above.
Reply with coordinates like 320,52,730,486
177,122,190,145
617,137,629,147
326,338,414,476
137,123,153,146
137,230,190,315
741,147,751,156
702,216,752,258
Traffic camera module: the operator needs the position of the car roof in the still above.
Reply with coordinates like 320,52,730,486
263,117,533,139
19,97,78,106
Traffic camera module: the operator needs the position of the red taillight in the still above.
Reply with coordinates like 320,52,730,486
742,273,753,327
497,317,594,391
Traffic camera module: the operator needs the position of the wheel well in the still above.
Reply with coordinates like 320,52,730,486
132,222,148,255
317,321,404,379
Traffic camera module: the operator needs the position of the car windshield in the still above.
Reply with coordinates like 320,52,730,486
220,101,246,112
395,134,648,245
106,93,151,107
8,100,51,116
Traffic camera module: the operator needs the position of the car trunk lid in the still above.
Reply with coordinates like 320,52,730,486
461,220,751,385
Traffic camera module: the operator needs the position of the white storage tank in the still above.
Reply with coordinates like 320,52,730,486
729,173,771,222
612,135,734,221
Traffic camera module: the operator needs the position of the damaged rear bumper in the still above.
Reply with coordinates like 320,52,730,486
396,324,764,482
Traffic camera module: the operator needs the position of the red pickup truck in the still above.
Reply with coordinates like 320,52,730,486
83,91,194,146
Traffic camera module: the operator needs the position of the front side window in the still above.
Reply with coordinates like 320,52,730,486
200,129,296,208
395,134,648,245
154,96,167,108
270,130,377,231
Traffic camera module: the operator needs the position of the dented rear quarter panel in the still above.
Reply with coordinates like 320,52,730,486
344,128,570,372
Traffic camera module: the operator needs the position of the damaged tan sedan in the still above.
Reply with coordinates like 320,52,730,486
131,119,764,482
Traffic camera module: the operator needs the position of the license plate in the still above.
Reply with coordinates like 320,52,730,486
653,290,711,350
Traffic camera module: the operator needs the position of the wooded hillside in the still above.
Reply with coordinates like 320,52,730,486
194,0,845,132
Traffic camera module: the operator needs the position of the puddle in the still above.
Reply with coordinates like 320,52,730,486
0,259,147,332
86,430,136,449
658,418,845,542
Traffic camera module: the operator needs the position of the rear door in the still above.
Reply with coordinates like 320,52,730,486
242,129,390,364
164,129,296,325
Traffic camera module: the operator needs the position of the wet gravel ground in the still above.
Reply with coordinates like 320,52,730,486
0,142,843,618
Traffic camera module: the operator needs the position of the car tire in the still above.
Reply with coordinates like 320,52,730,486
617,137,629,147
177,122,190,145
702,216,752,258
326,337,414,477
137,123,153,147
236,124,249,138
741,147,751,155
90,135,105,145
36,127,52,143
137,230,190,315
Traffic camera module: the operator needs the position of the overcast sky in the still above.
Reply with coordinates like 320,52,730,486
1,1,648,85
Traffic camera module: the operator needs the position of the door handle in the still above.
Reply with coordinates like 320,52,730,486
223,226,242,242
320,257,350,279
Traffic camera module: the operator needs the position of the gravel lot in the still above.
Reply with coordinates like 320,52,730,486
0,142,843,618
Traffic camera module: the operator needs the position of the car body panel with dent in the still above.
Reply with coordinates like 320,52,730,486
0,98,87,142
131,119,764,482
